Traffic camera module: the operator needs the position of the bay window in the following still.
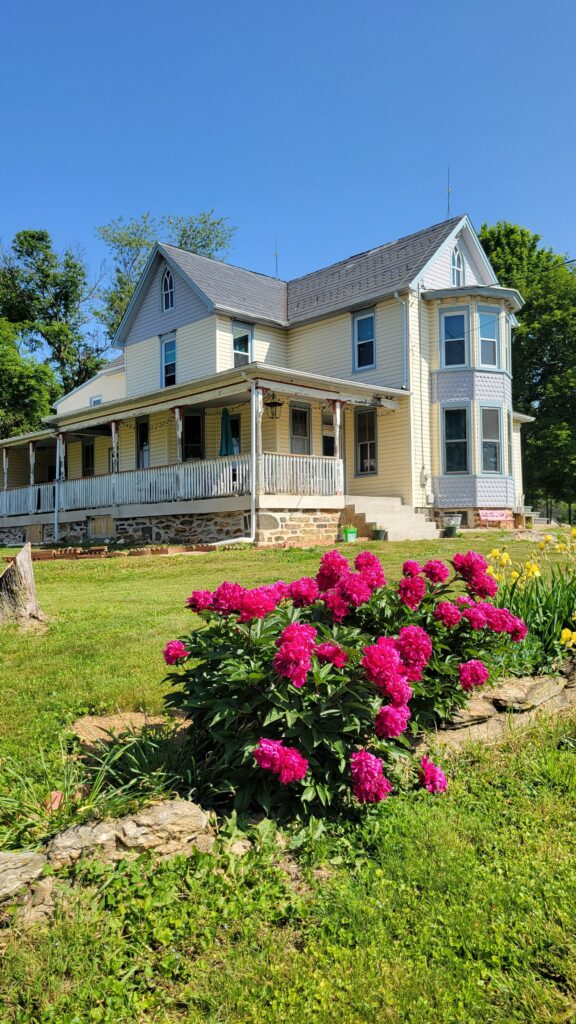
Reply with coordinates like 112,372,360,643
440,309,467,367
481,407,502,474
443,407,469,474
478,307,500,367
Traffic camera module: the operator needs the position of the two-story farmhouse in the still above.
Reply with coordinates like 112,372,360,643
0,215,530,546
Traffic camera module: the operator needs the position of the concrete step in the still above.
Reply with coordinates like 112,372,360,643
343,494,439,542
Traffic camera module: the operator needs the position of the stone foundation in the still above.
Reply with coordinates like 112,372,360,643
255,508,341,547
0,524,27,547
114,511,248,545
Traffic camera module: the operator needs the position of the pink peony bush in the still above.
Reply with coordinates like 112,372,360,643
164,548,527,816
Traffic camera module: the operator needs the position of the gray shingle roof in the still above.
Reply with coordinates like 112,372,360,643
287,216,464,324
157,217,464,328
160,244,288,324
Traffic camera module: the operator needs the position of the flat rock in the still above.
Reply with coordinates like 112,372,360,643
0,851,47,902
444,697,498,730
490,676,565,712
71,712,178,751
17,876,57,928
46,799,214,869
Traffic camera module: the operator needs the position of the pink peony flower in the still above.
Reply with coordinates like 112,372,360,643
336,571,373,608
355,551,386,589
374,703,411,739
237,587,279,622
396,625,433,682
422,559,450,584
253,738,308,784
350,750,393,803
509,615,528,642
316,549,350,592
267,581,290,602
455,595,474,606
322,588,351,622
277,622,317,648
402,560,424,577
211,581,246,614
434,601,462,627
163,639,188,665
468,571,498,599
462,604,488,630
315,642,349,669
186,590,214,612
384,676,414,706
481,604,512,633
362,638,412,703
458,659,490,691
419,755,448,794
274,640,314,689
453,551,488,580
398,575,427,610
288,577,320,607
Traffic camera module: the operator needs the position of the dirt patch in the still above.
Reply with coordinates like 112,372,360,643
70,711,187,752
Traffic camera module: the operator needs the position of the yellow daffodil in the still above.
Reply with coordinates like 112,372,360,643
544,534,554,544
489,548,501,559
510,570,520,581
524,562,541,578
572,527,576,539
486,566,496,577
538,541,546,551
499,553,511,566
560,628,573,646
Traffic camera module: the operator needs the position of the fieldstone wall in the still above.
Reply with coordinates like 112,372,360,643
255,508,341,547
43,521,86,545
114,511,248,545
0,524,26,546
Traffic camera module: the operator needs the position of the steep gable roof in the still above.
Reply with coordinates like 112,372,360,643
160,244,288,325
286,216,464,324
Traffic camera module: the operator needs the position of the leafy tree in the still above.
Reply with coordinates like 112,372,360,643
0,319,61,437
480,222,576,508
0,230,106,392
96,210,236,339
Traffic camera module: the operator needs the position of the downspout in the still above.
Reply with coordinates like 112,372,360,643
394,290,410,391
208,377,257,547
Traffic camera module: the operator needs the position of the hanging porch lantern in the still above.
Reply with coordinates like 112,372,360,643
263,391,284,420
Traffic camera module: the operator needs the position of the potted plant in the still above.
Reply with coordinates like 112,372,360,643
341,523,358,543
441,514,461,539
371,524,388,542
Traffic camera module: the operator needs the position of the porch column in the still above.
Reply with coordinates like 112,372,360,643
255,387,263,493
333,401,342,461
2,447,8,490
174,406,183,463
29,441,36,486
57,433,66,480
110,421,119,473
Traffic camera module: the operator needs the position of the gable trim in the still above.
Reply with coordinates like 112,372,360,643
410,216,498,290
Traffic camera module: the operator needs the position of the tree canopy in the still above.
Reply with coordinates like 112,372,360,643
480,221,576,506
0,319,61,437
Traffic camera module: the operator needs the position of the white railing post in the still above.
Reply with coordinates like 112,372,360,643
2,447,8,491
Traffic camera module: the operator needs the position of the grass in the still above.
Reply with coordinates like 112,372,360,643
1,533,575,1022
1,714,575,1022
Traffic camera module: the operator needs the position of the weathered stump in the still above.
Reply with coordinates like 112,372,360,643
0,543,46,624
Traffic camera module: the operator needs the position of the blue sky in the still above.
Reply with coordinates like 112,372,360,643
1,0,574,285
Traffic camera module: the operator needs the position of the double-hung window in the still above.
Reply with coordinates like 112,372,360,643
161,334,176,387
290,404,311,454
232,323,252,367
443,407,469,474
507,411,513,477
162,269,174,311
355,409,377,475
82,439,95,478
478,307,500,367
440,310,467,367
183,411,204,461
353,310,375,370
481,407,502,474
505,315,512,372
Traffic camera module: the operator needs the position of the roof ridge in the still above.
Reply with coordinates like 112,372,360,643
287,215,465,285
159,243,287,285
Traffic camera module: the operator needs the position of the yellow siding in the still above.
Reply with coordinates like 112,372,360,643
254,324,289,365
3,450,29,488
95,436,112,475
118,420,136,471
408,294,429,506
125,337,160,397
125,317,217,397
344,403,412,503
56,368,125,414
67,441,82,479
286,299,404,387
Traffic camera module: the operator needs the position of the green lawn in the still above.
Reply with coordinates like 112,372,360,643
1,535,575,1023
0,534,539,762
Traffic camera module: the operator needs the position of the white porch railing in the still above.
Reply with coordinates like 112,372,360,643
0,453,344,518
261,453,344,496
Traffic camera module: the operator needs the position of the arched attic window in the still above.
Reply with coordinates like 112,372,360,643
451,246,463,287
162,268,174,311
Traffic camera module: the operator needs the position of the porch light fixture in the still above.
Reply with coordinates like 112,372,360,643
263,391,284,420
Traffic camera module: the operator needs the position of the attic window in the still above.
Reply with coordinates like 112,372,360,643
162,268,174,311
451,246,463,287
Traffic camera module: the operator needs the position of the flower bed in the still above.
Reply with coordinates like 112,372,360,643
163,549,528,816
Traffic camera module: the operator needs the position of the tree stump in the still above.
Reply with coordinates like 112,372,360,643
0,543,46,624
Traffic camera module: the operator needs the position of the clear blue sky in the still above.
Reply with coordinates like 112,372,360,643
1,0,574,284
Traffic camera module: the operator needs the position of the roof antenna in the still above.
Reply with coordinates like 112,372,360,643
446,166,452,218
274,236,279,278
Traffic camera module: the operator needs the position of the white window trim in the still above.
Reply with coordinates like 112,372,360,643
480,405,503,476
352,308,376,372
160,333,176,388
354,407,378,476
451,246,464,287
232,322,253,367
442,403,470,476
439,307,469,369
478,306,501,369
162,268,174,312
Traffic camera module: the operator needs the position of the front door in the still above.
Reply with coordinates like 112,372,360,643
136,417,150,469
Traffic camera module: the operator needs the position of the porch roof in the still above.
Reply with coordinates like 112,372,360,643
38,363,408,434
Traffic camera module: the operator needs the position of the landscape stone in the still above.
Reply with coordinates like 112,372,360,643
0,851,47,902
491,676,566,712
46,799,214,869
